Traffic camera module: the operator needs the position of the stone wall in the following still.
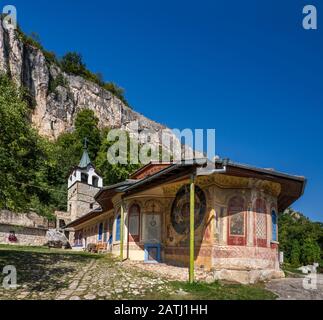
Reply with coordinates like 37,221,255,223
0,210,50,229
0,210,51,246
0,224,47,246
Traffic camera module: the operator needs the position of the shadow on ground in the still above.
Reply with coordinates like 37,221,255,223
0,247,101,294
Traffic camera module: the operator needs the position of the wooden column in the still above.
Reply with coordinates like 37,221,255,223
189,174,196,284
120,201,125,260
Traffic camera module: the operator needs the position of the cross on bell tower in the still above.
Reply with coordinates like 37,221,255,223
83,137,88,150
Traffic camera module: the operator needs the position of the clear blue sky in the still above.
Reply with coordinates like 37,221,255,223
9,0,323,221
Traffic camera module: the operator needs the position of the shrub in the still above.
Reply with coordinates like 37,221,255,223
290,240,301,266
60,52,86,76
103,82,130,107
48,73,68,94
301,238,321,265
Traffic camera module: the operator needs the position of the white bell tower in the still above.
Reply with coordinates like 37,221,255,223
67,138,103,222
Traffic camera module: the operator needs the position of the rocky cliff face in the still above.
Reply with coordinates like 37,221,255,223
0,23,176,149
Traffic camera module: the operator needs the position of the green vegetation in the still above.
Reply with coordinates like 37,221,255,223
102,82,129,107
96,128,141,185
279,208,323,268
0,74,139,217
0,74,54,218
148,281,277,300
16,29,60,66
59,52,130,107
48,73,68,94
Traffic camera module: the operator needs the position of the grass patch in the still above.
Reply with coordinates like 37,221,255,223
281,264,304,278
142,280,277,300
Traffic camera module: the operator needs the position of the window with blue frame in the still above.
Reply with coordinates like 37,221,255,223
98,223,103,241
272,210,277,241
115,215,121,241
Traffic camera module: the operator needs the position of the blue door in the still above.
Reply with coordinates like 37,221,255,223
116,215,121,241
98,223,103,241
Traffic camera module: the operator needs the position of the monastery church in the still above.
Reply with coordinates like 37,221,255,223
55,143,306,284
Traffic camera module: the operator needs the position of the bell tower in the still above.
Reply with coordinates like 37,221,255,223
67,139,103,222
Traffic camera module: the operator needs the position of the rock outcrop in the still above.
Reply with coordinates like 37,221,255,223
0,22,178,151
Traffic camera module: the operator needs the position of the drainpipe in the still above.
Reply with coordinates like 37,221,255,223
189,173,196,284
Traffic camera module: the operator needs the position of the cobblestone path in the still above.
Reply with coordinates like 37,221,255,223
0,248,173,300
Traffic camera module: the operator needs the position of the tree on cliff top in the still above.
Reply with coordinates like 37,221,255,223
60,52,87,76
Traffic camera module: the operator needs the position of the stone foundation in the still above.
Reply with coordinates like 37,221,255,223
211,269,285,284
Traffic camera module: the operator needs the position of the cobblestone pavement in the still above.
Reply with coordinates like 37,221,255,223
0,250,174,300
2,247,321,300
56,258,174,301
266,274,323,300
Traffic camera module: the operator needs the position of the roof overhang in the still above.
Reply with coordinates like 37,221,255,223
65,158,306,229
65,208,103,229
123,159,208,197
201,160,306,212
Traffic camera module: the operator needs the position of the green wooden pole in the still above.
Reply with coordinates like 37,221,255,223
189,174,195,284
120,201,124,260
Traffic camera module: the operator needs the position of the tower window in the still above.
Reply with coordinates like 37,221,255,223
92,176,99,187
81,173,88,183
59,220,66,229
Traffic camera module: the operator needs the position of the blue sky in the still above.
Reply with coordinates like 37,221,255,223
8,0,323,221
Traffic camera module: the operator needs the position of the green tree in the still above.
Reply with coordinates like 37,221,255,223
0,74,54,217
290,240,301,266
103,82,130,107
74,109,101,160
96,128,140,185
60,52,86,76
279,208,323,266
301,238,321,265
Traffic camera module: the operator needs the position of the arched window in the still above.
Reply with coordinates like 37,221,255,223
115,215,121,241
272,210,277,241
228,197,246,246
92,176,99,187
74,231,83,247
254,199,267,247
128,204,140,242
98,223,103,241
81,173,88,183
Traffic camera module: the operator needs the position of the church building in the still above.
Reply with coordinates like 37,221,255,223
63,146,306,283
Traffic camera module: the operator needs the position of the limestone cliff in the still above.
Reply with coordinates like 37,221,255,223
0,22,175,149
